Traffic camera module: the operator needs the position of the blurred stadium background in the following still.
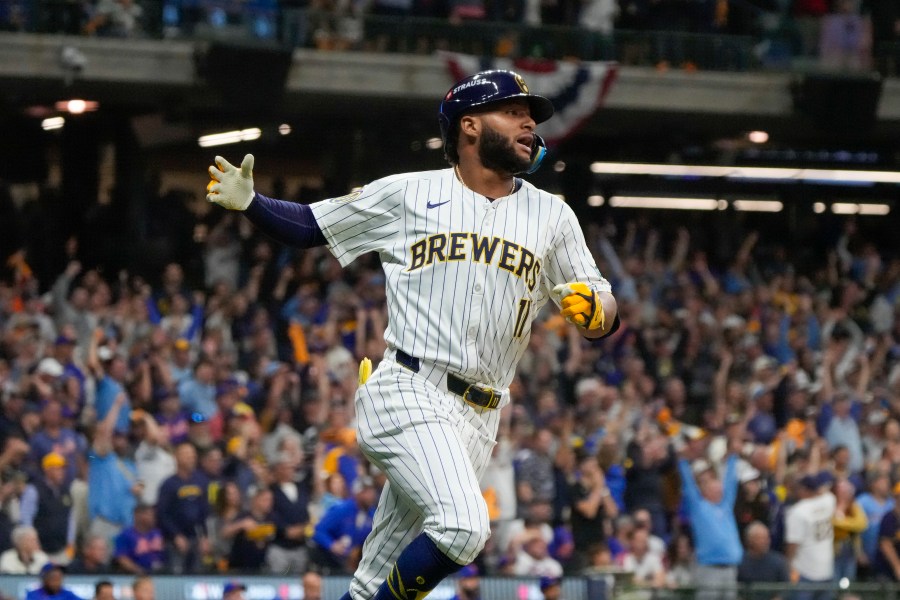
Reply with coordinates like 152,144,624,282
1,2,897,281
1,2,900,600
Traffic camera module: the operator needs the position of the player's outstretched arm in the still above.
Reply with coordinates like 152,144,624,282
552,282,619,339
206,154,326,249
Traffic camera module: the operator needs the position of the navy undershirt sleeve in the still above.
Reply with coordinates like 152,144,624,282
243,193,327,249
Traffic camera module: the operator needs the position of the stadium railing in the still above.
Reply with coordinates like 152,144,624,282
1,573,898,600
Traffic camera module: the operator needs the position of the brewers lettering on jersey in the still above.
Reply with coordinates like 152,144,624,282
205,69,619,600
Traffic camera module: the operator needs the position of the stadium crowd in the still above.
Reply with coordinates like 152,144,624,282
0,0,887,73
0,173,899,598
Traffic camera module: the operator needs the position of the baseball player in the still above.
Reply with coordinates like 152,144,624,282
206,69,619,600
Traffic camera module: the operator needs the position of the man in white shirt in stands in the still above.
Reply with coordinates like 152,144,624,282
621,527,666,589
0,525,48,574
785,472,837,600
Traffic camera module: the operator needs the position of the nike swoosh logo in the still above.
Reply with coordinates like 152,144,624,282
426,200,450,209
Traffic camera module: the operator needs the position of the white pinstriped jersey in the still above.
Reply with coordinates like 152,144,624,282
310,167,610,389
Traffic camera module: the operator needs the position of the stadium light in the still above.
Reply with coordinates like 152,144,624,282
54,99,98,114
831,202,890,215
587,195,604,207
831,203,859,214
608,196,727,210
197,128,261,148
747,131,769,144
590,162,900,185
732,199,783,212
857,203,891,215
41,117,65,131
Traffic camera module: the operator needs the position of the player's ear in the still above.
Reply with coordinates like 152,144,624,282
458,114,479,139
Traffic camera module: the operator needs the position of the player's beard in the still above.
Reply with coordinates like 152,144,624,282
478,124,532,175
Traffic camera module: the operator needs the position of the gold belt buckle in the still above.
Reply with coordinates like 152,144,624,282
463,384,500,410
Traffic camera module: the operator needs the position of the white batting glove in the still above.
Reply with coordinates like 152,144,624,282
206,154,255,211
552,282,606,330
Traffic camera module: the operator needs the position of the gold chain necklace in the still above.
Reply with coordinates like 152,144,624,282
455,165,515,197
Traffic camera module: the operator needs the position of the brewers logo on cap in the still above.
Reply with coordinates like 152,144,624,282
514,73,528,93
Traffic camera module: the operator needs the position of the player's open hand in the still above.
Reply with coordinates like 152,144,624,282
207,154,255,211
552,282,605,330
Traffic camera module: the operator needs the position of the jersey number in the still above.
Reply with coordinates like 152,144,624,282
513,298,532,338
814,519,833,541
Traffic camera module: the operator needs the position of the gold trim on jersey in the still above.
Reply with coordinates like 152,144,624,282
470,234,500,264
447,233,468,261
426,234,447,263
328,188,363,204
406,232,541,291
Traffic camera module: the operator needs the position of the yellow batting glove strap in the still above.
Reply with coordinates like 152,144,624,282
358,357,373,385
588,295,605,330
553,282,606,330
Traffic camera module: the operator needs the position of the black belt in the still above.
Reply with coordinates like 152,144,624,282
395,349,501,410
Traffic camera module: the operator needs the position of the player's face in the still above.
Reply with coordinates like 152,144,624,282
476,100,535,175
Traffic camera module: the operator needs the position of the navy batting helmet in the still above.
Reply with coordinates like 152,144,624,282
439,70,554,173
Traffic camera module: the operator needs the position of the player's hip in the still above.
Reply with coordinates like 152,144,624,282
382,347,511,410
355,352,503,433
353,358,500,480
382,329,529,386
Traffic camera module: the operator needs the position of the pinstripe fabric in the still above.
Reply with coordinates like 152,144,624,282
308,167,611,599
349,358,501,598
310,168,610,390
